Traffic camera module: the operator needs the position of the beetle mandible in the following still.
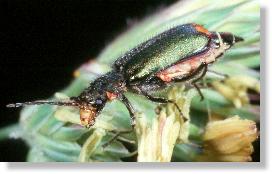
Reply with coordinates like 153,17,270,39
7,23,243,128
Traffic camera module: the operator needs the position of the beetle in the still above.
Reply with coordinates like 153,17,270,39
7,23,243,128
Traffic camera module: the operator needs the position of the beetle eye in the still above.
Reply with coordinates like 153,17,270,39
95,99,103,105
214,39,220,48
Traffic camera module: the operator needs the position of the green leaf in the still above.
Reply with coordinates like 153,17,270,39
79,129,106,162
172,144,201,162
27,147,52,162
51,126,89,141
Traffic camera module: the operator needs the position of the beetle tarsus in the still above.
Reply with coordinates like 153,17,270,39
102,132,122,149
102,129,133,149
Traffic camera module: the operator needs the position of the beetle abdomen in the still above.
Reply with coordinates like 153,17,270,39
114,23,210,82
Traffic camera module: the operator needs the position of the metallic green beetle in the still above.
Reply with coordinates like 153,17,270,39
7,23,243,128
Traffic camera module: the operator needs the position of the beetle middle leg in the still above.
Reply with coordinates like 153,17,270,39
140,90,187,121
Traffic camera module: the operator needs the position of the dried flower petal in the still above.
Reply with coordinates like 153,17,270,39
136,86,193,162
212,76,260,108
197,116,258,162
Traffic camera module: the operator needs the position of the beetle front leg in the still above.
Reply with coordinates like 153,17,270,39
102,129,134,149
119,95,136,128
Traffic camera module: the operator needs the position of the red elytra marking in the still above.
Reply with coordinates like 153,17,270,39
156,48,215,82
157,73,172,82
192,23,211,36
106,91,118,100
156,58,200,82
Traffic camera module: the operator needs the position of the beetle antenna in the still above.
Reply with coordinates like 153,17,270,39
6,100,79,108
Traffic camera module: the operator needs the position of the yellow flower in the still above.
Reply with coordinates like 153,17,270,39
212,75,260,108
197,116,258,162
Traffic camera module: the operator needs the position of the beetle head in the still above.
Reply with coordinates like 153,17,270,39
211,32,244,49
210,32,244,57
70,94,107,128
78,105,97,128
218,32,244,49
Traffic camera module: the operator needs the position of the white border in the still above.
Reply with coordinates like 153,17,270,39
1,0,270,173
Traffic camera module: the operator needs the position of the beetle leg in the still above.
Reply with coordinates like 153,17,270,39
140,90,187,121
192,83,204,100
191,63,208,101
119,95,136,128
102,129,134,149
172,63,208,100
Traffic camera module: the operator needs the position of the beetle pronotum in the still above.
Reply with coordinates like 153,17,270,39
7,23,243,128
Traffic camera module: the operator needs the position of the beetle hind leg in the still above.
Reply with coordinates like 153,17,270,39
172,63,208,101
192,83,204,101
191,64,208,101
